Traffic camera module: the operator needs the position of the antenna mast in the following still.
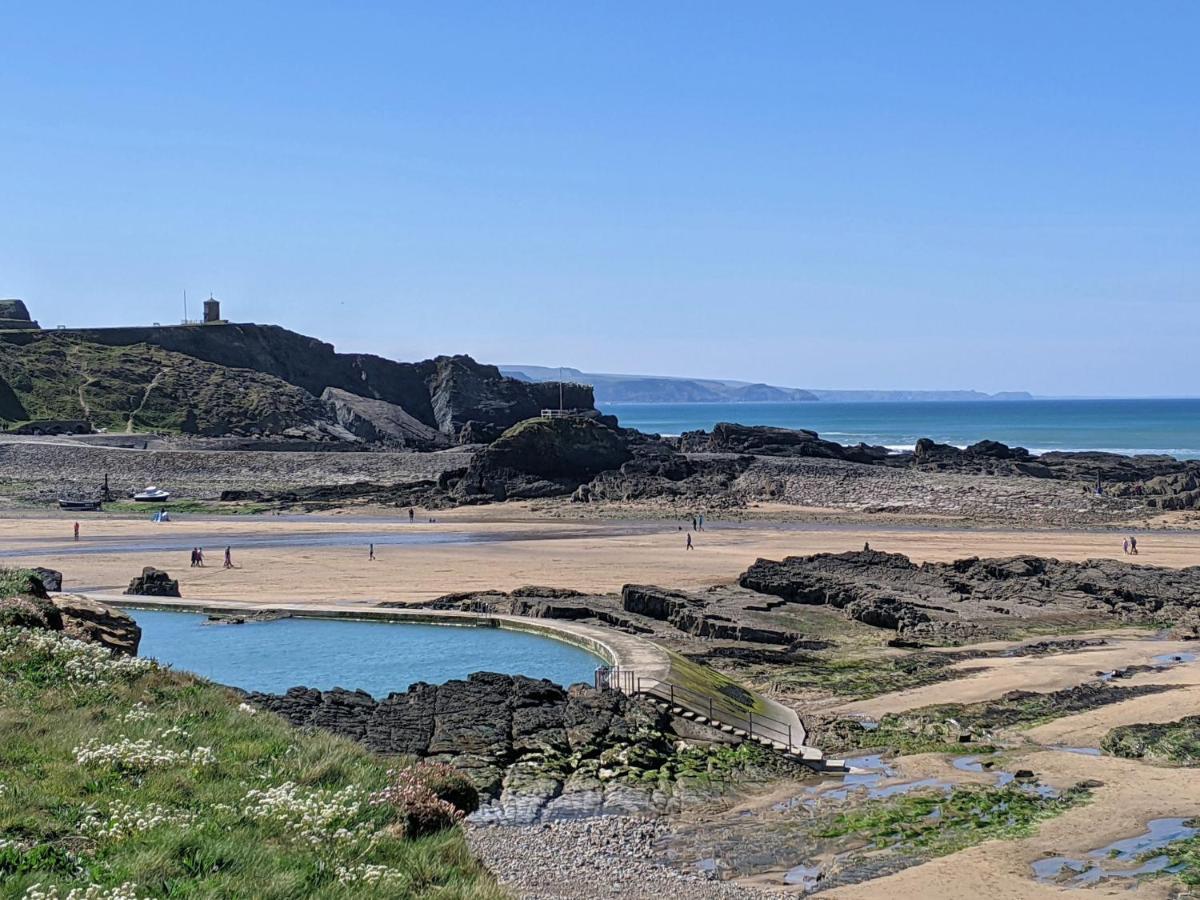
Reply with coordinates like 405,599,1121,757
183,290,188,324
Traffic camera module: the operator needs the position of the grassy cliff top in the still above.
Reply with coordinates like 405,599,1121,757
0,622,502,898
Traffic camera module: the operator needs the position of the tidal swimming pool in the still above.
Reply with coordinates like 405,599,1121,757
126,608,604,696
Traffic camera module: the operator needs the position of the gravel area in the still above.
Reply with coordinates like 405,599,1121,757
0,437,474,501
467,817,776,899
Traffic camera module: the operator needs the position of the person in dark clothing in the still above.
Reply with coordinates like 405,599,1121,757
409,508,415,523
1129,535,1138,555
369,543,375,561
864,542,870,552
224,547,233,569
686,533,693,550
195,548,205,567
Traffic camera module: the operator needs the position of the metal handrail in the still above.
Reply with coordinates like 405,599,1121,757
593,665,807,752
635,676,798,751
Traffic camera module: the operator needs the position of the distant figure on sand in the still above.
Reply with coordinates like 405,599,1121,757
686,533,693,550
1123,538,1129,555
864,542,870,552
409,508,415,523
73,522,79,541
699,514,704,530
224,547,233,569
691,516,697,531
369,543,375,561
1129,535,1139,555
196,547,205,567
189,548,198,568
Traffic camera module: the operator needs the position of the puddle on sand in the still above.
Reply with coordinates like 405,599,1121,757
952,755,1015,787
1049,746,1102,757
1033,817,1197,885
783,864,822,890
1153,652,1198,667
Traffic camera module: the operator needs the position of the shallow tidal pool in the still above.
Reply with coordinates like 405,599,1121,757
126,607,604,696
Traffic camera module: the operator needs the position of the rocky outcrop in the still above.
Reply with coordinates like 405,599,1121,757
124,567,180,597
29,567,62,592
454,416,633,501
0,299,39,330
51,595,141,655
739,550,1200,642
680,423,890,465
320,387,450,449
621,584,798,644
249,674,672,817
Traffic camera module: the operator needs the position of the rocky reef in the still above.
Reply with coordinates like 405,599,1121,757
739,550,1200,642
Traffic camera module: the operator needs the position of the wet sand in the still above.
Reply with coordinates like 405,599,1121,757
5,506,1200,604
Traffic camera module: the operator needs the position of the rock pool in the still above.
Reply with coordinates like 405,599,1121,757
126,607,604,695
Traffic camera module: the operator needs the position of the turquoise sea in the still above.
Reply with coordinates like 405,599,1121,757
599,399,1200,459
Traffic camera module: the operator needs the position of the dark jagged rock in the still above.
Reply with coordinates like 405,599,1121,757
454,416,633,501
738,550,1200,641
680,423,891,464
51,595,141,655
124,567,181,597
248,674,675,801
29,567,62,592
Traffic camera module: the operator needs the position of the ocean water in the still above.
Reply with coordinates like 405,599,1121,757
599,398,1200,458
128,608,603,696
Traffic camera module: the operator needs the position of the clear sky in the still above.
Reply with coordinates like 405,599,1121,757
2,2,1196,395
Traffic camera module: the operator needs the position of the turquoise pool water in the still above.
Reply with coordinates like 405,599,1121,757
127,608,603,696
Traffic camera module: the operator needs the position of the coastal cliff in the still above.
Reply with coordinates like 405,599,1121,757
0,316,592,443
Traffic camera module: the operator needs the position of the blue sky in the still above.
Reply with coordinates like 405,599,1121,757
1,2,1196,395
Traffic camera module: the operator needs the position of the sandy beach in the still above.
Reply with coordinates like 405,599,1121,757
5,505,1199,605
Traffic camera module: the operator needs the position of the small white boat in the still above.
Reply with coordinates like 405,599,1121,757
133,486,171,502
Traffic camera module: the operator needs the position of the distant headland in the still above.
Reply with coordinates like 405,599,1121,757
500,364,1033,404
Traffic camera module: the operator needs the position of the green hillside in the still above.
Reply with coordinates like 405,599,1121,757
0,335,336,436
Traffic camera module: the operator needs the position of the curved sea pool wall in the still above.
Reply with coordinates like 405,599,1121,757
124,605,611,697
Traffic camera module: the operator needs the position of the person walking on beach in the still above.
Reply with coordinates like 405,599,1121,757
409,507,415,523
1122,538,1129,555
686,533,693,550
223,546,233,569
1130,535,1139,555
189,548,197,568
698,514,704,531
691,516,697,531
369,543,375,561
196,547,205,567
73,522,79,542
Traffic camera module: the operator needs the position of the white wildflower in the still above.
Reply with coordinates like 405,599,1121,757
73,738,215,772
79,801,196,839
121,703,153,723
240,782,372,845
336,863,405,886
22,883,152,900
0,627,154,686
